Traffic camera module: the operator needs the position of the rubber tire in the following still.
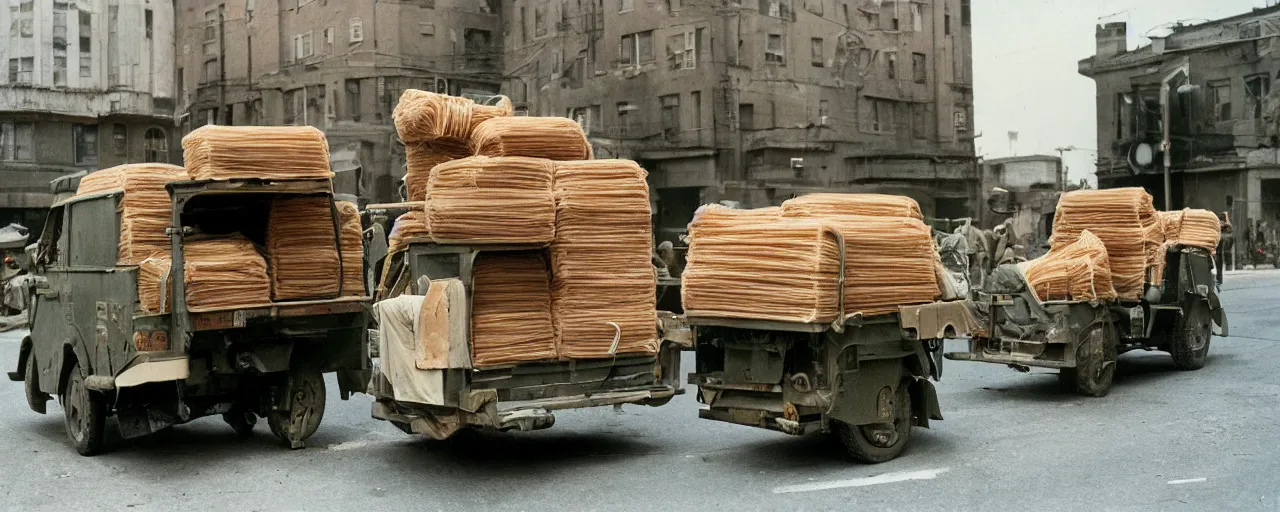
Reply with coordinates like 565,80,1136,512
61,362,106,456
267,370,326,449
223,408,258,438
24,352,49,413
1170,301,1212,371
1058,322,1117,397
832,382,913,464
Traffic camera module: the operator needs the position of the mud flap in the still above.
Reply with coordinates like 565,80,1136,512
909,379,942,428
1208,287,1228,337
336,369,370,400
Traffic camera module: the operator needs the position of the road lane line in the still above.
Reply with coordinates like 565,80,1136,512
772,468,950,494
1167,478,1207,485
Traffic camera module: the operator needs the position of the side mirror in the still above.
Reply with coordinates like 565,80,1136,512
988,188,1015,215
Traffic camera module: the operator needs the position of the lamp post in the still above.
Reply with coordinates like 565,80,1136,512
1158,62,1193,210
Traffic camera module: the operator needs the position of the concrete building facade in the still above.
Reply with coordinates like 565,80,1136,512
502,0,978,242
1080,7,1280,259
174,0,503,204
979,154,1062,258
0,0,177,228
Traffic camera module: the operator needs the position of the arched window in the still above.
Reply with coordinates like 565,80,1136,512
144,128,168,163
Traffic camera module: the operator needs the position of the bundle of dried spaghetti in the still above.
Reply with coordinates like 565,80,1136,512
393,89,513,143
336,201,365,297
685,205,782,238
387,207,430,253
471,117,593,161
1049,188,1159,300
137,235,272,313
470,252,558,367
74,164,188,265
550,160,656,359
403,138,472,202
1158,209,1221,252
781,193,924,221
182,125,333,181
1024,230,1117,302
267,197,341,301
683,218,842,323
425,157,555,244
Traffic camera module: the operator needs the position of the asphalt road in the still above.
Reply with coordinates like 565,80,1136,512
2,272,1279,512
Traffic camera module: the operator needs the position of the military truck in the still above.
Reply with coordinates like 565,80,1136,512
945,246,1227,397
7,178,369,455
364,213,687,438
685,243,972,463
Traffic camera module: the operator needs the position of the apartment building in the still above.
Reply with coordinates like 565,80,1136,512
0,0,176,228
174,0,503,204
502,0,978,241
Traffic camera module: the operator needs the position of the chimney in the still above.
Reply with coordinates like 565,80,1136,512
1095,22,1128,59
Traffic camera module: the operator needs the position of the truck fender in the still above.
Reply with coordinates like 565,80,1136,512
54,339,93,396
7,335,32,382
908,378,943,428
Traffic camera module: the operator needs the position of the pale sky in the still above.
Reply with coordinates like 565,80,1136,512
973,0,1271,185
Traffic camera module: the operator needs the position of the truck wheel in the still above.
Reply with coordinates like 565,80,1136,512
25,352,50,414
832,381,912,464
222,408,257,438
1058,322,1117,397
61,362,106,456
1170,301,1212,371
267,370,326,449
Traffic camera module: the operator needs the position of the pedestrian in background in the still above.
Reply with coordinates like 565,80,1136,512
1218,211,1231,285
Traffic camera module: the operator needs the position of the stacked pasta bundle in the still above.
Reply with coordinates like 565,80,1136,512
425,157,555,244
780,194,940,315
1024,230,1117,302
387,208,430,254
394,90,513,202
781,193,924,221
471,117,593,161
1048,188,1160,300
1149,208,1222,282
550,160,657,359
682,205,842,323
336,201,365,297
469,253,558,366
137,236,272,313
266,197,342,301
182,125,333,181
74,163,188,265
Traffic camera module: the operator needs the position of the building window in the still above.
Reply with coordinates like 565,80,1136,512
54,55,67,86
1210,82,1231,122
113,124,128,156
954,108,969,132
8,58,34,85
203,59,218,83
79,10,93,78
912,52,927,83
617,102,633,136
535,3,548,37
818,99,830,119
144,127,166,161
691,91,703,130
224,107,234,126
945,14,952,35
323,27,335,54
294,32,313,61
739,103,755,130
15,0,33,38
145,9,153,39
1245,74,1271,120
620,31,654,66
886,52,897,79
620,0,633,13
1,122,35,161
866,99,894,132
911,3,922,32
660,94,681,138
74,124,98,165
53,9,68,47
349,18,364,43
464,29,494,68
766,34,785,65
912,103,928,139
961,0,971,26
668,30,699,70
811,38,824,67
761,0,791,19
203,9,219,56
346,79,362,121
1116,92,1133,138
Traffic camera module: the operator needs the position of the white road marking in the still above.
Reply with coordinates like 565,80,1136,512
327,441,371,451
1167,478,1207,485
772,468,950,494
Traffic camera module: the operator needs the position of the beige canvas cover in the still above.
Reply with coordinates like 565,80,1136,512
374,294,445,405
415,278,470,370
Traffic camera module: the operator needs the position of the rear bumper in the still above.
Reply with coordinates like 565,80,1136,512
697,406,822,436
944,337,1074,369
